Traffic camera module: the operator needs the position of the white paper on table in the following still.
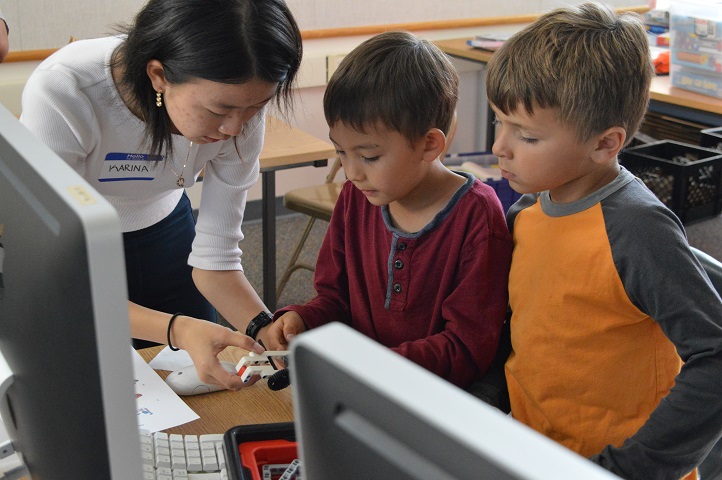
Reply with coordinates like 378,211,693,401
0,413,8,444
132,349,199,432
147,346,194,371
0,413,21,476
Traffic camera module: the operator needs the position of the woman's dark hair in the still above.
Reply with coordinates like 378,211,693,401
112,0,302,157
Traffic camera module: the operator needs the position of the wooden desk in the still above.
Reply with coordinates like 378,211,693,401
260,117,336,310
435,38,722,148
648,76,722,126
437,37,494,64
138,346,294,436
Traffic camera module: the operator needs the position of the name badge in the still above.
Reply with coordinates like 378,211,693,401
99,152,163,182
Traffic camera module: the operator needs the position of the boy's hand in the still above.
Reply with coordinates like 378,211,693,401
264,311,306,351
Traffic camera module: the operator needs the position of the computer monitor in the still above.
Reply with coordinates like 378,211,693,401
0,104,142,478
291,322,621,480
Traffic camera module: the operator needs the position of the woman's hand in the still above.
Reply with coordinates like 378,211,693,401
262,311,306,351
172,315,266,391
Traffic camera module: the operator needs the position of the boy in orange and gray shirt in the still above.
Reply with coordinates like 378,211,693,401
487,3,722,479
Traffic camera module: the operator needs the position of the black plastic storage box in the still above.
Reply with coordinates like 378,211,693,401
223,422,298,480
701,126,722,152
619,140,722,223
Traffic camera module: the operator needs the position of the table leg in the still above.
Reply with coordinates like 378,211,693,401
486,103,495,152
477,64,495,152
261,171,277,311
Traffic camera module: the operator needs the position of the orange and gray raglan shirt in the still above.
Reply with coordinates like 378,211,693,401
505,167,722,480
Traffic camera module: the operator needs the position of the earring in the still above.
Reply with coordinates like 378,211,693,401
156,91,163,108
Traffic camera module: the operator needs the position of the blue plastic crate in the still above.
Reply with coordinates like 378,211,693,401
483,177,522,213
443,151,522,213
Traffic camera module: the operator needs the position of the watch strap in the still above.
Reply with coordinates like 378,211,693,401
245,311,273,340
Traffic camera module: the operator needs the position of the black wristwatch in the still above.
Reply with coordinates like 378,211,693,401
245,311,273,340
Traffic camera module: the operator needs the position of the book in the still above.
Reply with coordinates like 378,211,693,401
474,33,513,42
467,39,505,51
467,33,512,52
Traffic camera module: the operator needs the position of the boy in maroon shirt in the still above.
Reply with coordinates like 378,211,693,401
266,31,512,388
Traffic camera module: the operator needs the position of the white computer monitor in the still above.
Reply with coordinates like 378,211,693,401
0,104,142,478
291,322,621,480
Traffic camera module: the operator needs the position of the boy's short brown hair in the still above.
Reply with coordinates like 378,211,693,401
486,2,652,145
324,31,458,143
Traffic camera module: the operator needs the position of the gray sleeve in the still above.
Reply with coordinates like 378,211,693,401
593,179,722,479
505,193,538,234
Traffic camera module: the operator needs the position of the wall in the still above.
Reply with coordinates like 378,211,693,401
0,0,645,205
2,0,642,51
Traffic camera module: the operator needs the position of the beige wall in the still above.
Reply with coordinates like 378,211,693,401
0,0,645,204
0,25,494,205
2,0,642,51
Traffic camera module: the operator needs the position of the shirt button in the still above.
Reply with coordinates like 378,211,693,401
393,283,402,293
398,243,407,251
394,259,404,269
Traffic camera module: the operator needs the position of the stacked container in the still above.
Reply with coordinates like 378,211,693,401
619,140,722,223
670,0,722,98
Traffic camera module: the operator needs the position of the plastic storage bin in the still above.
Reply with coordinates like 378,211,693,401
701,126,722,151
484,178,523,213
224,422,298,480
670,1,722,98
620,140,722,223
670,65,722,98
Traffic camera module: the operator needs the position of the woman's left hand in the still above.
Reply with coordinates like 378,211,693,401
173,315,266,391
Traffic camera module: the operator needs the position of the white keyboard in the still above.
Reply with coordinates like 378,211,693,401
139,430,230,480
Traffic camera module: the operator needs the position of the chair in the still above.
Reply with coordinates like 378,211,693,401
691,246,722,292
275,112,459,303
275,156,344,302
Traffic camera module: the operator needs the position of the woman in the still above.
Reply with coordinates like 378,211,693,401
20,0,302,390
0,7,9,63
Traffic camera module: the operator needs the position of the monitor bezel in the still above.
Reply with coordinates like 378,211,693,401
0,104,142,479
291,322,621,480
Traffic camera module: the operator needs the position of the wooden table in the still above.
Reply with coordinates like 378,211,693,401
436,37,494,65
648,76,722,126
138,346,294,436
435,38,722,149
260,116,336,310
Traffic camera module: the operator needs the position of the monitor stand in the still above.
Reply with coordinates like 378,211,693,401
0,352,27,480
